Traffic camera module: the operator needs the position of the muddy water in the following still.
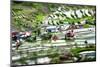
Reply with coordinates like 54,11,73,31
12,28,96,65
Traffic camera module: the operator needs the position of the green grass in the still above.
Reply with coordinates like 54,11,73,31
70,46,96,57
12,1,95,31
83,24,90,28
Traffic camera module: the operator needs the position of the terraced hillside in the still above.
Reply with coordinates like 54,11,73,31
11,1,96,66
12,1,95,31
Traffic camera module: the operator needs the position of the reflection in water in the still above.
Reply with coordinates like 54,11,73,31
12,28,96,65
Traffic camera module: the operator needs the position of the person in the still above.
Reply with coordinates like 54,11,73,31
65,29,75,40
12,32,22,50
52,34,58,41
25,31,31,37
15,34,22,50
70,30,75,37
12,32,18,41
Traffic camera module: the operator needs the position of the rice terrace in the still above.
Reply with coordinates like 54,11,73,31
11,1,96,66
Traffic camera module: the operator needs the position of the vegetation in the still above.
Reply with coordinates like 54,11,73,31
12,1,96,65
70,46,96,57
12,1,96,32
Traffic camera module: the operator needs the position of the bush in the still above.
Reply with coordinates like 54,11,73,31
70,47,96,57
25,36,36,42
83,24,90,28
50,57,60,64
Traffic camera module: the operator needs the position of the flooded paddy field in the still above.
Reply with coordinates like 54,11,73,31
12,27,96,65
